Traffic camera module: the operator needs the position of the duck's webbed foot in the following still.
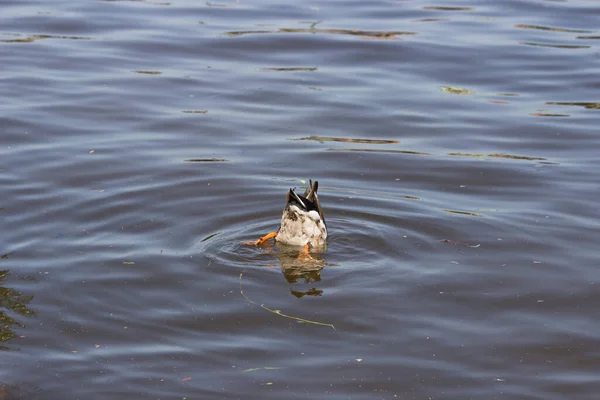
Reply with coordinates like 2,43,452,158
297,243,314,260
251,231,278,246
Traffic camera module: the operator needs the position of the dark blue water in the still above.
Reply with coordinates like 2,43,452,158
2,0,600,398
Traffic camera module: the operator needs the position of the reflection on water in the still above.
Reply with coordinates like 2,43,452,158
239,262,335,329
0,382,42,400
274,246,327,286
291,288,323,298
0,265,37,351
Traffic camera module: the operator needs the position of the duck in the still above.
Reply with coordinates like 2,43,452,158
253,180,327,252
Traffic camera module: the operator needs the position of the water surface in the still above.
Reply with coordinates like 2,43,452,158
2,0,600,398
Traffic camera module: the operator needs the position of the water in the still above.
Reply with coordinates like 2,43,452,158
2,0,600,398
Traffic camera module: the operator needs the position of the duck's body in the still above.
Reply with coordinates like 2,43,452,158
255,180,327,249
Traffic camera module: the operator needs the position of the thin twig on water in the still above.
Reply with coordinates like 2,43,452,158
239,273,336,330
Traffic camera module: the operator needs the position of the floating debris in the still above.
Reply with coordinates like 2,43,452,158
328,148,429,155
101,0,171,3
206,1,236,7
443,210,482,217
442,239,481,248
545,102,600,110
243,366,284,373
291,136,399,144
200,232,220,242
423,6,474,11
448,153,546,161
412,18,449,23
184,158,228,162
225,28,416,39
530,113,570,117
440,86,474,95
182,110,208,114
262,67,317,72
240,273,335,330
514,24,592,33
0,34,92,43
521,42,590,49
135,70,162,75
488,153,546,161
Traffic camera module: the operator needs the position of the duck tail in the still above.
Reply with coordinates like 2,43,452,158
304,180,325,226
287,188,306,209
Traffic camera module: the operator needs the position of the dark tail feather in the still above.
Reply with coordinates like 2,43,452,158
303,179,318,200
287,188,306,209
304,180,325,227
